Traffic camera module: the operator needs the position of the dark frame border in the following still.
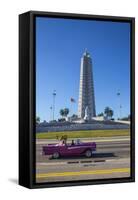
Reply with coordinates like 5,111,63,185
19,11,135,189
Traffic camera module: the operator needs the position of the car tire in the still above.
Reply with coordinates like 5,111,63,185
85,149,92,158
52,152,60,159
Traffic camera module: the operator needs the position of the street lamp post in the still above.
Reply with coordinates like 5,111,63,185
50,106,52,121
70,97,75,120
52,90,56,121
117,90,122,120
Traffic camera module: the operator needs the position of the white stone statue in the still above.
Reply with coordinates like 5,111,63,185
84,106,89,120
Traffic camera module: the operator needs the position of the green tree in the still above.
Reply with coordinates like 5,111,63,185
64,108,69,117
36,116,40,124
104,107,114,119
60,109,64,118
71,114,78,118
109,109,114,118
104,107,110,117
97,112,104,117
59,108,69,118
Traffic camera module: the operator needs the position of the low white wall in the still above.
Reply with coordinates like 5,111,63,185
36,123,130,133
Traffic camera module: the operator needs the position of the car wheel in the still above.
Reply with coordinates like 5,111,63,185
52,152,60,159
85,149,92,158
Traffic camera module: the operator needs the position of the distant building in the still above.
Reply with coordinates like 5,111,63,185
78,50,96,120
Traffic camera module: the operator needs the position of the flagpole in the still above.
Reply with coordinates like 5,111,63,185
52,90,56,121
50,106,52,121
117,90,121,120
70,98,76,120
70,100,72,118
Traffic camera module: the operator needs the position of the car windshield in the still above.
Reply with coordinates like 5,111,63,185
76,139,82,144
56,136,82,146
58,139,66,145
70,139,82,145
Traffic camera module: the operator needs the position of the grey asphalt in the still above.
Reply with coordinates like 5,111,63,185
36,136,130,183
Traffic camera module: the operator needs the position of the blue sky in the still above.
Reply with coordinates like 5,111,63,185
36,17,130,122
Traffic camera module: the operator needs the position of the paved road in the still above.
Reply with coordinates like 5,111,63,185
36,136,130,183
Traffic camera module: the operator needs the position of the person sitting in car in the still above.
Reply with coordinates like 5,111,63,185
71,140,75,145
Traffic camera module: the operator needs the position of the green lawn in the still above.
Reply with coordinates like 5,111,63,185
36,129,130,139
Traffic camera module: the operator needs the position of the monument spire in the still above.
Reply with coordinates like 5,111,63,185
78,50,96,120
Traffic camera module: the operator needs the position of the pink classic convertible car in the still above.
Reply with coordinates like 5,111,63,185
42,135,96,159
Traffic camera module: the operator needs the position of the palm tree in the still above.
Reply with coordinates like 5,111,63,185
36,116,40,124
104,107,110,117
104,107,114,119
97,112,104,117
60,109,64,118
109,109,114,118
64,108,69,117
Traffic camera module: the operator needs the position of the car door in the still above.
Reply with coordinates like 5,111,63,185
66,144,81,156
58,144,71,156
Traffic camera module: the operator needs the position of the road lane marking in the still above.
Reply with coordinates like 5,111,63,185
36,168,130,178
36,159,105,167
36,157,130,168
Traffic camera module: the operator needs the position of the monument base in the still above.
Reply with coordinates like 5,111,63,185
36,117,130,133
